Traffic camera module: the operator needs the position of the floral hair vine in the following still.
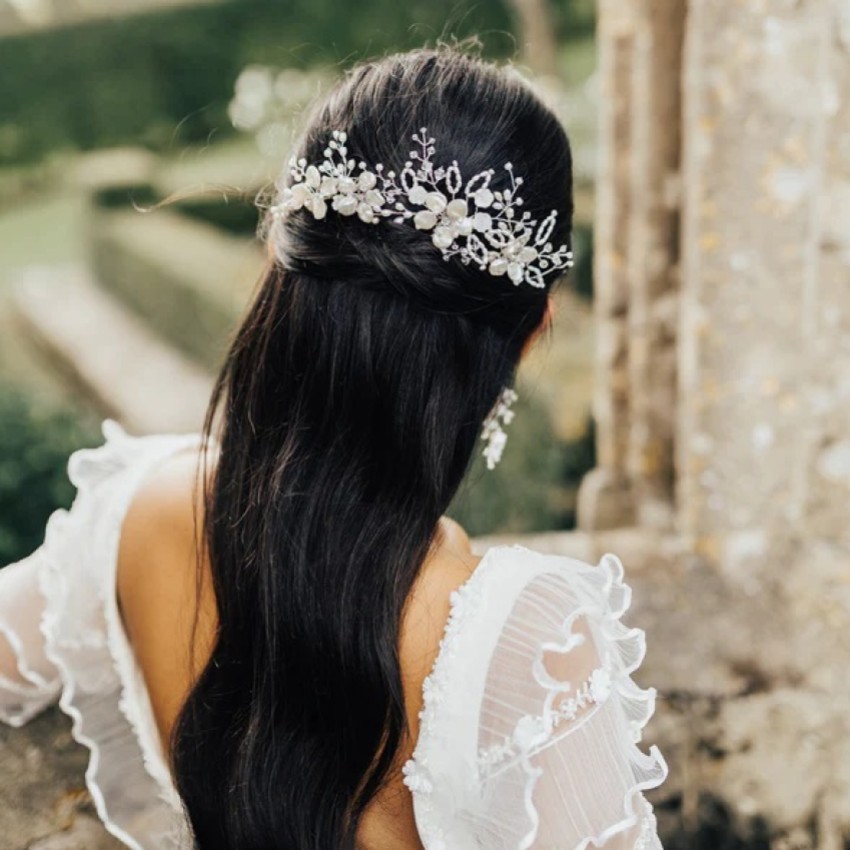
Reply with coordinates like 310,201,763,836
270,128,574,288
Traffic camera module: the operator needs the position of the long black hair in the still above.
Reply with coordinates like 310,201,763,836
171,46,573,850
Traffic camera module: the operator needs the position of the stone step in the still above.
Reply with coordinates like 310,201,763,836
89,208,264,370
11,265,213,435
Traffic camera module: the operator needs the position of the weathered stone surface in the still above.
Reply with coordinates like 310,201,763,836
678,0,850,563
89,209,262,370
0,707,122,850
11,265,213,435
584,0,638,514
575,466,636,531
579,0,684,531
585,0,850,561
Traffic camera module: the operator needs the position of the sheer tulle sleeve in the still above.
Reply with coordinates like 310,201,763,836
0,553,62,726
403,546,668,850
0,419,201,849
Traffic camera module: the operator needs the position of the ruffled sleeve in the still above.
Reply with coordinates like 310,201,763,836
0,552,62,726
0,419,203,849
403,545,668,850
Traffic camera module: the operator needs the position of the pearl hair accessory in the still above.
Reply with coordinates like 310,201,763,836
481,387,518,470
270,128,574,287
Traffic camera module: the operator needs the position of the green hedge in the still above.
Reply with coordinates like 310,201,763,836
0,0,593,167
450,392,595,536
0,387,100,568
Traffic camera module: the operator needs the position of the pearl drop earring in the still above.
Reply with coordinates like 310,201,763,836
481,388,518,470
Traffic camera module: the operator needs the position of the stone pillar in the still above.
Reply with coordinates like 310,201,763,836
802,3,850,552
677,0,850,567
578,0,684,531
624,0,685,529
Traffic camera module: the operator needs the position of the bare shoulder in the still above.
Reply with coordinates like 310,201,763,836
117,442,219,748
118,443,213,603
398,516,480,737
359,517,480,846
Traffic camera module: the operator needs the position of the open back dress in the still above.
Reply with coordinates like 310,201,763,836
0,419,668,849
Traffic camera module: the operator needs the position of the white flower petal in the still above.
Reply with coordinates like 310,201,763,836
333,195,357,216
424,191,448,213
507,261,524,283
358,170,377,190
310,196,327,219
305,165,321,189
474,187,494,208
408,184,428,205
473,212,492,233
432,225,455,249
357,203,376,222
446,198,469,220
414,210,438,230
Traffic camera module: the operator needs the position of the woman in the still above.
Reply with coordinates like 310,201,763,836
0,47,667,850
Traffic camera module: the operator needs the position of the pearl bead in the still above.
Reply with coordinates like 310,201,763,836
489,257,508,276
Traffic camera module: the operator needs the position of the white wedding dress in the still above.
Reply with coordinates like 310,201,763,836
0,419,668,850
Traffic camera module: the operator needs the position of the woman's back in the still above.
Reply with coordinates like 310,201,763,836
0,420,666,849
117,443,484,850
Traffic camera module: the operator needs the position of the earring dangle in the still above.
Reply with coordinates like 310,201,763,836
481,388,519,470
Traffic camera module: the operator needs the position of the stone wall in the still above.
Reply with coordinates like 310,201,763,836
578,0,684,533
678,0,850,568
577,2,850,845
581,0,850,568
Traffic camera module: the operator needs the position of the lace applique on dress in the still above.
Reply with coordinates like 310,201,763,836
403,546,668,850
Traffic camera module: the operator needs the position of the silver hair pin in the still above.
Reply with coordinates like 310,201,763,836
270,128,573,287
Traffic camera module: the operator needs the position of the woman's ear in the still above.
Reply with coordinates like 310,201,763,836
522,296,555,358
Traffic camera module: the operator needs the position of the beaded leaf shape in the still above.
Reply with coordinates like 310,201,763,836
270,128,574,288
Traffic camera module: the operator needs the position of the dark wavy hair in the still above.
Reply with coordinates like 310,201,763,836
170,46,573,850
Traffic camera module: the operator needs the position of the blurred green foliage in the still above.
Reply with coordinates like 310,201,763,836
175,196,261,237
0,376,593,563
0,387,100,567
0,0,594,167
571,223,593,298
450,391,595,535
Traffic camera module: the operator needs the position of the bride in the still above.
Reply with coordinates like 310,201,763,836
0,47,666,850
